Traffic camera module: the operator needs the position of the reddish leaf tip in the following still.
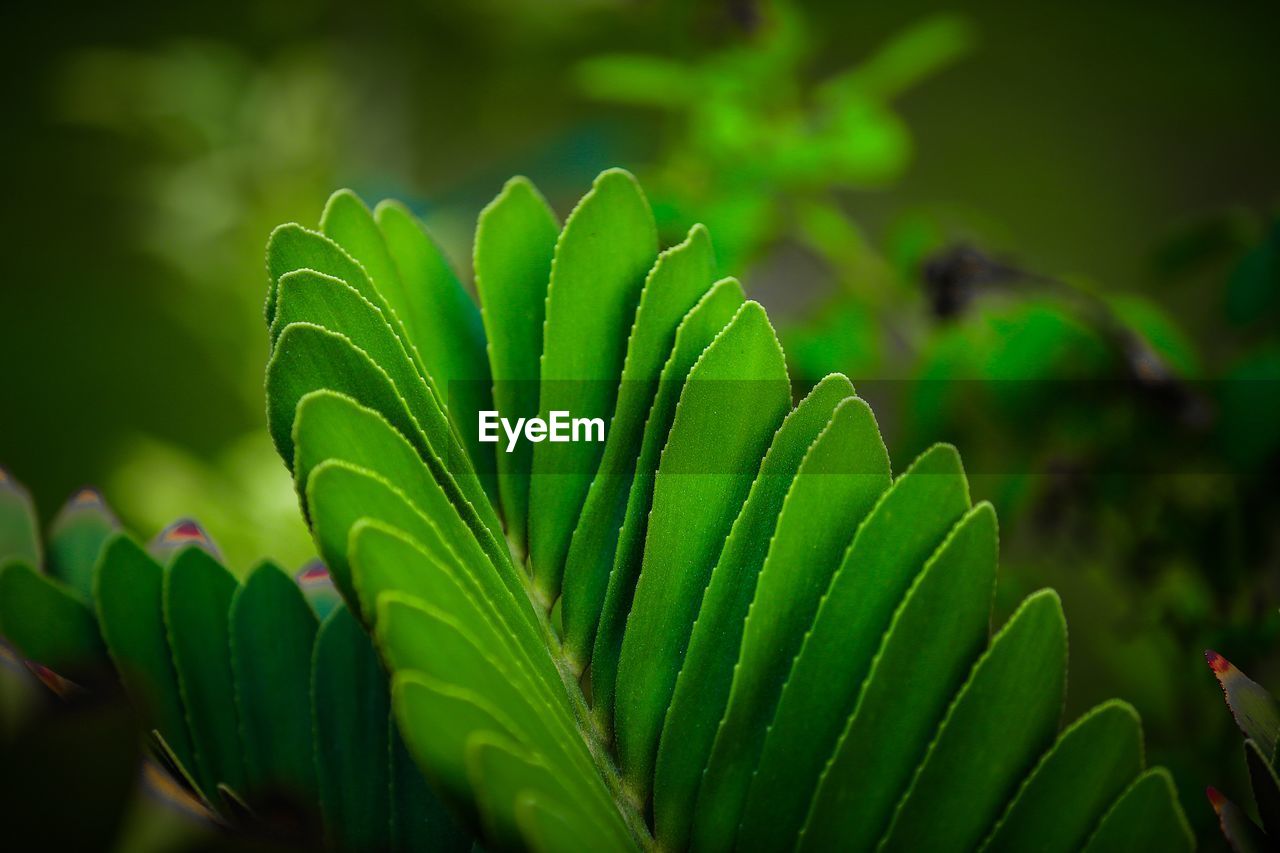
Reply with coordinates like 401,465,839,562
296,560,331,585
25,662,78,698
1205,649,1234,675
159,519,209,544
1206,786,1225,811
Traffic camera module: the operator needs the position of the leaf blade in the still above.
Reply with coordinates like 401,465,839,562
877,589,1068,853
472,177,560,553
562,224,717,668
654,373,854,849
799,503,999,852
738,443,971,851
615,301,791,800
529,168,658,602
1082,769,1194,853
589,277,746,726
164,546,245,800
229,560,318,802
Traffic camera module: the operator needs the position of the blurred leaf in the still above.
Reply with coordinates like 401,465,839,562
1217,344,1280,467
229,560,318,802
1208,786,1269,853
0,559,105,673
465,730,619,849
1109,295,1202,377
94,535,197,789
0,686,140,849
815,14,974,104
312,604,391,850
46,488,120,600
1244,738,1280,838
576,55,698,108
0,469,41,567
1226,220,1280,327
391,715,469,852
164,546,244,800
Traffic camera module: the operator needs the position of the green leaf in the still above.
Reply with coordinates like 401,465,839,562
576,54,699,108
516,791,602,853
266,223,388,329
981,700,1145,853
616,301,791,798
473,177,560,554
0,469,40,567
312,604,391,850
93,535,196,785
562,224,717,669
270,268,444,447
46,489,119,599
149,728,207,807
878,589,1067,852
305,458,480,621
0,559,104,673
1208,786,1269,853
348,518,563,709
391,714,469,852
694,394,894,841
529,168,658,602
1083,769,1194,852
1225,221,1280,327
1207,650,1280,761
229,560,318,802
1245,737,1280,838
374,593,623,836
376,198,497,503
392,669,523,810
590,276,745,728
293,390,527,628
737,443,971,851
268,318,498,549
799,503,999,852
320,191,421,362
466,730,629,851
164,546,245,801
654,373,854,849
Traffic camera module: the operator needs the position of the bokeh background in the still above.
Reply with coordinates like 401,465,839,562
2,0,1278,845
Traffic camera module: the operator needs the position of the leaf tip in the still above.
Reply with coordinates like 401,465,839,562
1205,648,1234,676
1206,786,1225,811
